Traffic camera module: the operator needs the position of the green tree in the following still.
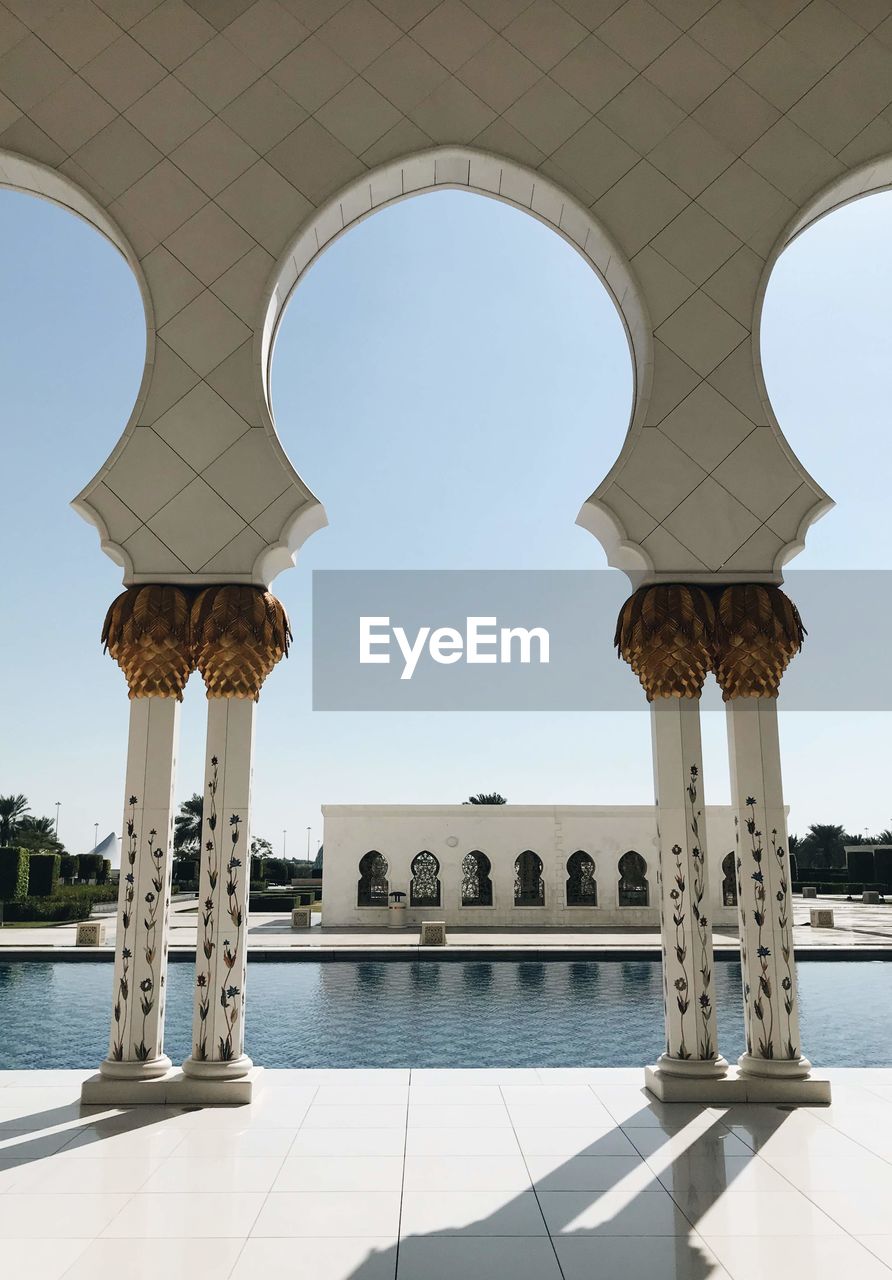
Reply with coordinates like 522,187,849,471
174,793,203,854
16,815,64,856
796,823,847,869
250,837,273,858
0,794,30,843
463,793,507,805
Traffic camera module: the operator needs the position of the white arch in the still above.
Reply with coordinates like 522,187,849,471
257,146,652,579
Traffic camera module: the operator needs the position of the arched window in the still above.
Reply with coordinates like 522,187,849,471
410,850,441,907
722,852,737,907
357,851,388,907
618,851,649,907
566,850,598,907
461,851,493,907
515,850,544,906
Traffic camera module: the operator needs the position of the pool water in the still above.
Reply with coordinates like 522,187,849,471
1,960,889,1069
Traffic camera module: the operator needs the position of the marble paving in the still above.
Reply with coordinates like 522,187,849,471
1,1068,892,1279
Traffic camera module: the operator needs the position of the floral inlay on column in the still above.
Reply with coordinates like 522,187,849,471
111,794,138,1062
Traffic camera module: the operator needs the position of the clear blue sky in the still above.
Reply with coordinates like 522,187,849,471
2,186,891,856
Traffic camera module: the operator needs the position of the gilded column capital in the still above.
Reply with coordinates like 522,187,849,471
713,584,804,700
191,585,292,700
615,584,715,700
102,584,194,699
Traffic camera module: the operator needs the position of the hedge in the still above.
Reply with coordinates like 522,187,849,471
60,854,79,882
77,853,109,884
1,883,117,923
28,853,61,898
0,847,30,902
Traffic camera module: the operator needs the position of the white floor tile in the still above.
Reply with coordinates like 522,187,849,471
627,1126,753,1160
62,1236,245,1280
706,1233,892,1280
505,1104,615,1128
403,1154,531,1191
0,1237,90,1279
539,1188,692,1236
809,1188,892,1235
252,1190,402,1237
141,1156,284,1193
101,1191,265,1237
555,1234,732,1280
764,1153,892,1192
652,1153,791,1194
400,1188,547,1236
10,1156,161,1193
407,1104,510,1129
273,1155,404,1192
860,1238,892,1269
58,1125,186,1159
0,1192,132,1238
397,1235,562,1279
684,1189,845,1236
302,1105,407,1130
405,1127,520,1156
231,1235,397,1279
289,1128,406,1157
313,1086,408,1107
408,1069,540,1085
0,1130,79,1158
406,1086,503,1106
526,1153,657,1192
514,1125,638,1156
168,1128,299,1158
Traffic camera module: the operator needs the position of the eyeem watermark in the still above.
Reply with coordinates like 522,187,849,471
359,616,550,680
313,569,891,712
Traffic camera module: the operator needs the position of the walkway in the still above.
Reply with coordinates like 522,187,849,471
1,1068,892,1279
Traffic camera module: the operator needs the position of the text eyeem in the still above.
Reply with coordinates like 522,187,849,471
359,616,551,681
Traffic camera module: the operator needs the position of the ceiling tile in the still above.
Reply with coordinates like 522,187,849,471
689,0,773,69
270,33,354,109
711,427,801,520
149,476,247,570
199,523,267,573
551,34,635,113
662,475,760,567
643,33,728,111
158,289,251,376
0,35,72,110
597,75,685,152
721,522,784,571
112,157,207,244
373,0,442,29
223,0,309,69
691,74,779,153
593,160,689,258
32,0,120,70
597,0,680,70
743,116,842,201
503,0,586,72
0,115,66,166
124,73,214,151
221,76,307,151
655,288,747,377
412,0,493,72
365,35,449,113
457,35,541,113
267,116,365,202
138,339,201,422
550,115,637,200
648,117,735,197
211,242,276,324
82,32,166,108
640,521,709,571
645,338,701,424
463,0,534,28
318,0,401,70
651,200,741,285
765,483,817,542
28,74,116,153
630,244,696,326
122,523,190,572
503,76,589,154
202,428,291,520
141,243,205,325
217,158,312,253
699,243,763,327
131,0,216,69
73,116,163,197
171,117,259,196
164,201,255,285
780,0,863,74
698,158,794,245
362,114,434,164
153,380,251,470
737,33,822,111
89,482,142,545
104,426,197,519
613,426,708,521
409,74,495,142
175,32,261,109
316,75,402,153
658,380,755,471
789,38,892,155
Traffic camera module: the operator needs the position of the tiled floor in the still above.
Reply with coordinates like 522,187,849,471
3,894,890,953
1,1069,892,1278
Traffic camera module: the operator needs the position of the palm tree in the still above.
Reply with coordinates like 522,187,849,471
876,830,892,846
0,794,29,844
463,793,507,805
797,823,847,869
174,793,203,854
16,815,63,855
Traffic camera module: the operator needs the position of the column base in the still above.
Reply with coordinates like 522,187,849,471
81,1067,262,1107
656,1053,729,1079
98,1054,173,1081
645,1063,831,1104
181,1053,254,1082
738,1051,812,1080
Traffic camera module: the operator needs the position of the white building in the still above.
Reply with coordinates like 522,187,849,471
321,805,739,930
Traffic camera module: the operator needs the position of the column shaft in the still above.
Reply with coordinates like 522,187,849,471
103,696,179,1078
185,696,255,1078
651,696,725,1076
726,695,809,1077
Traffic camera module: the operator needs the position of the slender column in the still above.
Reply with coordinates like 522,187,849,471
98,585,192,1081
616,585,726,1078
182,585,291,1083
714,584,812,1079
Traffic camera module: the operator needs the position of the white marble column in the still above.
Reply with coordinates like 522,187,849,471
182,696,256,1080
726,695,811,1078
101,695,180,1078
651,696,726,1077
